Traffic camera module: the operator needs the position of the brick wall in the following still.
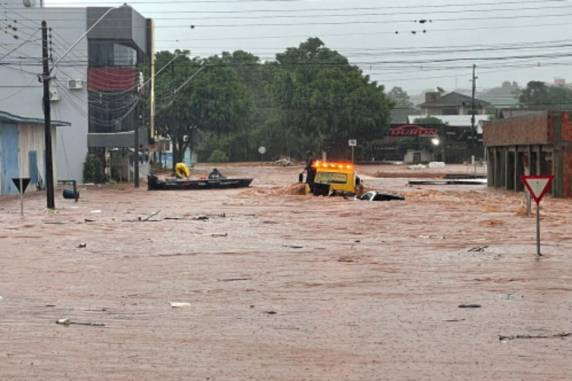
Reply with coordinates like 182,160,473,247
561,112,572,142
564,148,572,198
483,112,549,146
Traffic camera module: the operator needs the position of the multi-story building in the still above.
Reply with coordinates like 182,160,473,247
0,0,153,183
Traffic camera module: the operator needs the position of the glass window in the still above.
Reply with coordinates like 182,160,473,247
315,172,348,185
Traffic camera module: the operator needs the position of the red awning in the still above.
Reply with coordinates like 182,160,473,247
88,68,139,92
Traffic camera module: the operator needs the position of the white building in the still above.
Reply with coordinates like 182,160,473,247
0,0,153,183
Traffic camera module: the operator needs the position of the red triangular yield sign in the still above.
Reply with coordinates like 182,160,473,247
521,176,554,205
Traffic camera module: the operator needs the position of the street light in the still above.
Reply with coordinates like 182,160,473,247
431,138,441,146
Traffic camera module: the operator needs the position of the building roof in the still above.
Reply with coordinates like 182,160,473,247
417,91,490,108
408,114,491,133
0,110,70,127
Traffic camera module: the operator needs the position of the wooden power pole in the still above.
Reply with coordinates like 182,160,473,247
470,64,477,158
42,20,55,209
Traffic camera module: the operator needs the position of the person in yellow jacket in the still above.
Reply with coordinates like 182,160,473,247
175,162,191,179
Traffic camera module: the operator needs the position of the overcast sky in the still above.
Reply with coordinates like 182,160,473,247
45,0,572,95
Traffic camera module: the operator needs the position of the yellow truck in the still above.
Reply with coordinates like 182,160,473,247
300,160,363,196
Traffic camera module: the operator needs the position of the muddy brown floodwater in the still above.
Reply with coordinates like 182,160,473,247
1,164,571,380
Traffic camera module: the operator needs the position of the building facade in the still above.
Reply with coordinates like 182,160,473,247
483,111,572,198
418,91,489,116
0,0,153,183
0,110,69,195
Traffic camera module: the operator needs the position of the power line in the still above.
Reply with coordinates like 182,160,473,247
41,0,567,7
14,3,572,21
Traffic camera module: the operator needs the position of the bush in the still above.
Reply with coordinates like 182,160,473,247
83,154,107,183
208,149,229,163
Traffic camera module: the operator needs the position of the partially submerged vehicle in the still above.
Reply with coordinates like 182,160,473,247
358,191,405,202
299,160,363,196
148,164,253,191
299,160,405,201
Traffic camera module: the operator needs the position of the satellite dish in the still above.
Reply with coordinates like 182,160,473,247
258,146,266,155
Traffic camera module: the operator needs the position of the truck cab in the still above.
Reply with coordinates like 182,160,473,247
300,160,362,196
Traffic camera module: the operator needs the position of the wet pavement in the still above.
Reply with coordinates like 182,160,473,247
1,164,571,380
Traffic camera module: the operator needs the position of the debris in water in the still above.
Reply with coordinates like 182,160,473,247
499,333,571,342
77,243,87,249
264,311,277,315
283,244,304,249
468,246,488,253
211,233,228,238
219,278,251,282
84,219,95,223
458,304,482,309
56,318,105,327
170,302,191,308
444,319,466,323
193,216,209,222
338,256,356,263
140,210,161,222
479,219,504,227
90,210,102,214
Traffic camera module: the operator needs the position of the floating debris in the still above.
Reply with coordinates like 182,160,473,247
56,318,105,327
458,304,482,309
499,333,571,342
170,302,191,308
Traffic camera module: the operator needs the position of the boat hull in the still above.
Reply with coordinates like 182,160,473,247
148,175,253,191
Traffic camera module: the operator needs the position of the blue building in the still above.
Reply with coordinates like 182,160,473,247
0,111,69,195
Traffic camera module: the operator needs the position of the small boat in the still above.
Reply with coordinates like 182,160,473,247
148,175,253,191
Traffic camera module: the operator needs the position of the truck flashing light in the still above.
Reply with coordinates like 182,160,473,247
313,161,353,170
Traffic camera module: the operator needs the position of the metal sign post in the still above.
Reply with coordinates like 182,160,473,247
12,178,31,217
348,139,357,164
521,175,554,257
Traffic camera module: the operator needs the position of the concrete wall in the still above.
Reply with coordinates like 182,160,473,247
0,6,88,182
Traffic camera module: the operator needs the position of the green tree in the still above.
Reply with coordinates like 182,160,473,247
388,86,413,108
519,81,572,107
268,38,392,160
413,116,444,125
154,50,253,168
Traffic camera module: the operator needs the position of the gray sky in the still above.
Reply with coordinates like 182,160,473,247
46,0,572,95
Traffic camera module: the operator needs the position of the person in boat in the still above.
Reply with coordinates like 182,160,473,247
208,168,225,180
175,162,191,179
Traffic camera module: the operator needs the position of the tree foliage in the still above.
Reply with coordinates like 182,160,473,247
153,38,393,163
519,81,572,107
388,86,413,108
413,116,445,125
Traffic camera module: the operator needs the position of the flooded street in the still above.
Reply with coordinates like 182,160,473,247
1,164,571,380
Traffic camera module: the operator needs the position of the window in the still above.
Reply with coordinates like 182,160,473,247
315,172,348,185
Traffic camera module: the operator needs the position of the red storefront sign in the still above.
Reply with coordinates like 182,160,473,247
390,124,438,137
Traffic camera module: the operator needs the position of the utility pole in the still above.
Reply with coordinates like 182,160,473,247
42,20,55,209
133,101,140,188
470,64,477,159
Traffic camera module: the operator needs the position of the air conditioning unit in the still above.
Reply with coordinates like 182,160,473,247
49,89,60,102
67,80,83,90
